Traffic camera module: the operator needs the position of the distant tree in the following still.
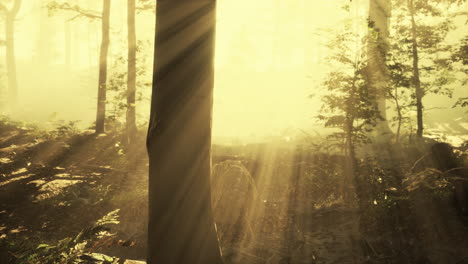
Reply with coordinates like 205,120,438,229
0,66,6,111
65,20,71,70
126,0,137,144
49,0,151,135
387,56,413,143
48,0,110,134
35,0,55,67
408,0,424,138
391,0,465,138
95,0,110,134
368,0,393,140
452,34,468,111
107,41,152,131
318,27,379,197
146,1,223,263
0,0,21,108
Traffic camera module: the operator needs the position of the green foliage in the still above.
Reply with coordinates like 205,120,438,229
452,35,468,67
306,153,346,203
0,114,40,133
454,140,468,162
318,26,379,150
47,1,101,20
357,157,404,207
452,35,468,89
13,210,120,264
50,119,81,138
404,168,453,197
387,0,465,134
107,40,152,128
453,96,468,109
387,47,415,139
353,154,423,262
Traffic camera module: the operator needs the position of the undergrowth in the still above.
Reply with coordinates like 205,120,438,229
5,210,121,264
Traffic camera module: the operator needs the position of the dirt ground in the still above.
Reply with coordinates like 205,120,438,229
1,124,468,264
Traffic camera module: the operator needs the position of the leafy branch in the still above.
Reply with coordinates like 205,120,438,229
453,97,468,108
47,1,101,20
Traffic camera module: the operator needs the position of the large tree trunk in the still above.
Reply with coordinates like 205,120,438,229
408,0,423,138
2,0,21,109
146,1,223,263
368,0,393,140
126,0,137,144
95,0,111,134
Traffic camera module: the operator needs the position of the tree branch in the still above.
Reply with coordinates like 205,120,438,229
48,2,101,20
0,0,21,16
136,0,155,13
136,4,154,12
11,0,21,16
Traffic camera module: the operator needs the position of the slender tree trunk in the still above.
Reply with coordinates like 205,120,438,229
5,15,17,107
95,0,111,134
147,1,223,263
408,0,423,138
65,21,71,70
346,128,357,174
395,96,402,143
126,0,137,144
368,0,393,140
344,116,357,200
343,69,358,201
2,0,21,109
344,106,359,204
390,85,403,143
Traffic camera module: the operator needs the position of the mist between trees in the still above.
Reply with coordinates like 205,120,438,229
0,0,463,143
0,0,467,264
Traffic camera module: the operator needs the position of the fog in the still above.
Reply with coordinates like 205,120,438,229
1,0,466,143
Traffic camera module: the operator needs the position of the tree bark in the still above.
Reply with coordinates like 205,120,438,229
344,70,358,201
368,0,393,140
344,115,357,201
95,0,111,134
126,0,137,144
146,1,223,263
394,86,402,143
1,0,21,109
408,0,423,138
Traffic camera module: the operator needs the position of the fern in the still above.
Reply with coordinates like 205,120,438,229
14,210,120,264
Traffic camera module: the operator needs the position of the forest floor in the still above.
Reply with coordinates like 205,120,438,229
0,120,467,264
